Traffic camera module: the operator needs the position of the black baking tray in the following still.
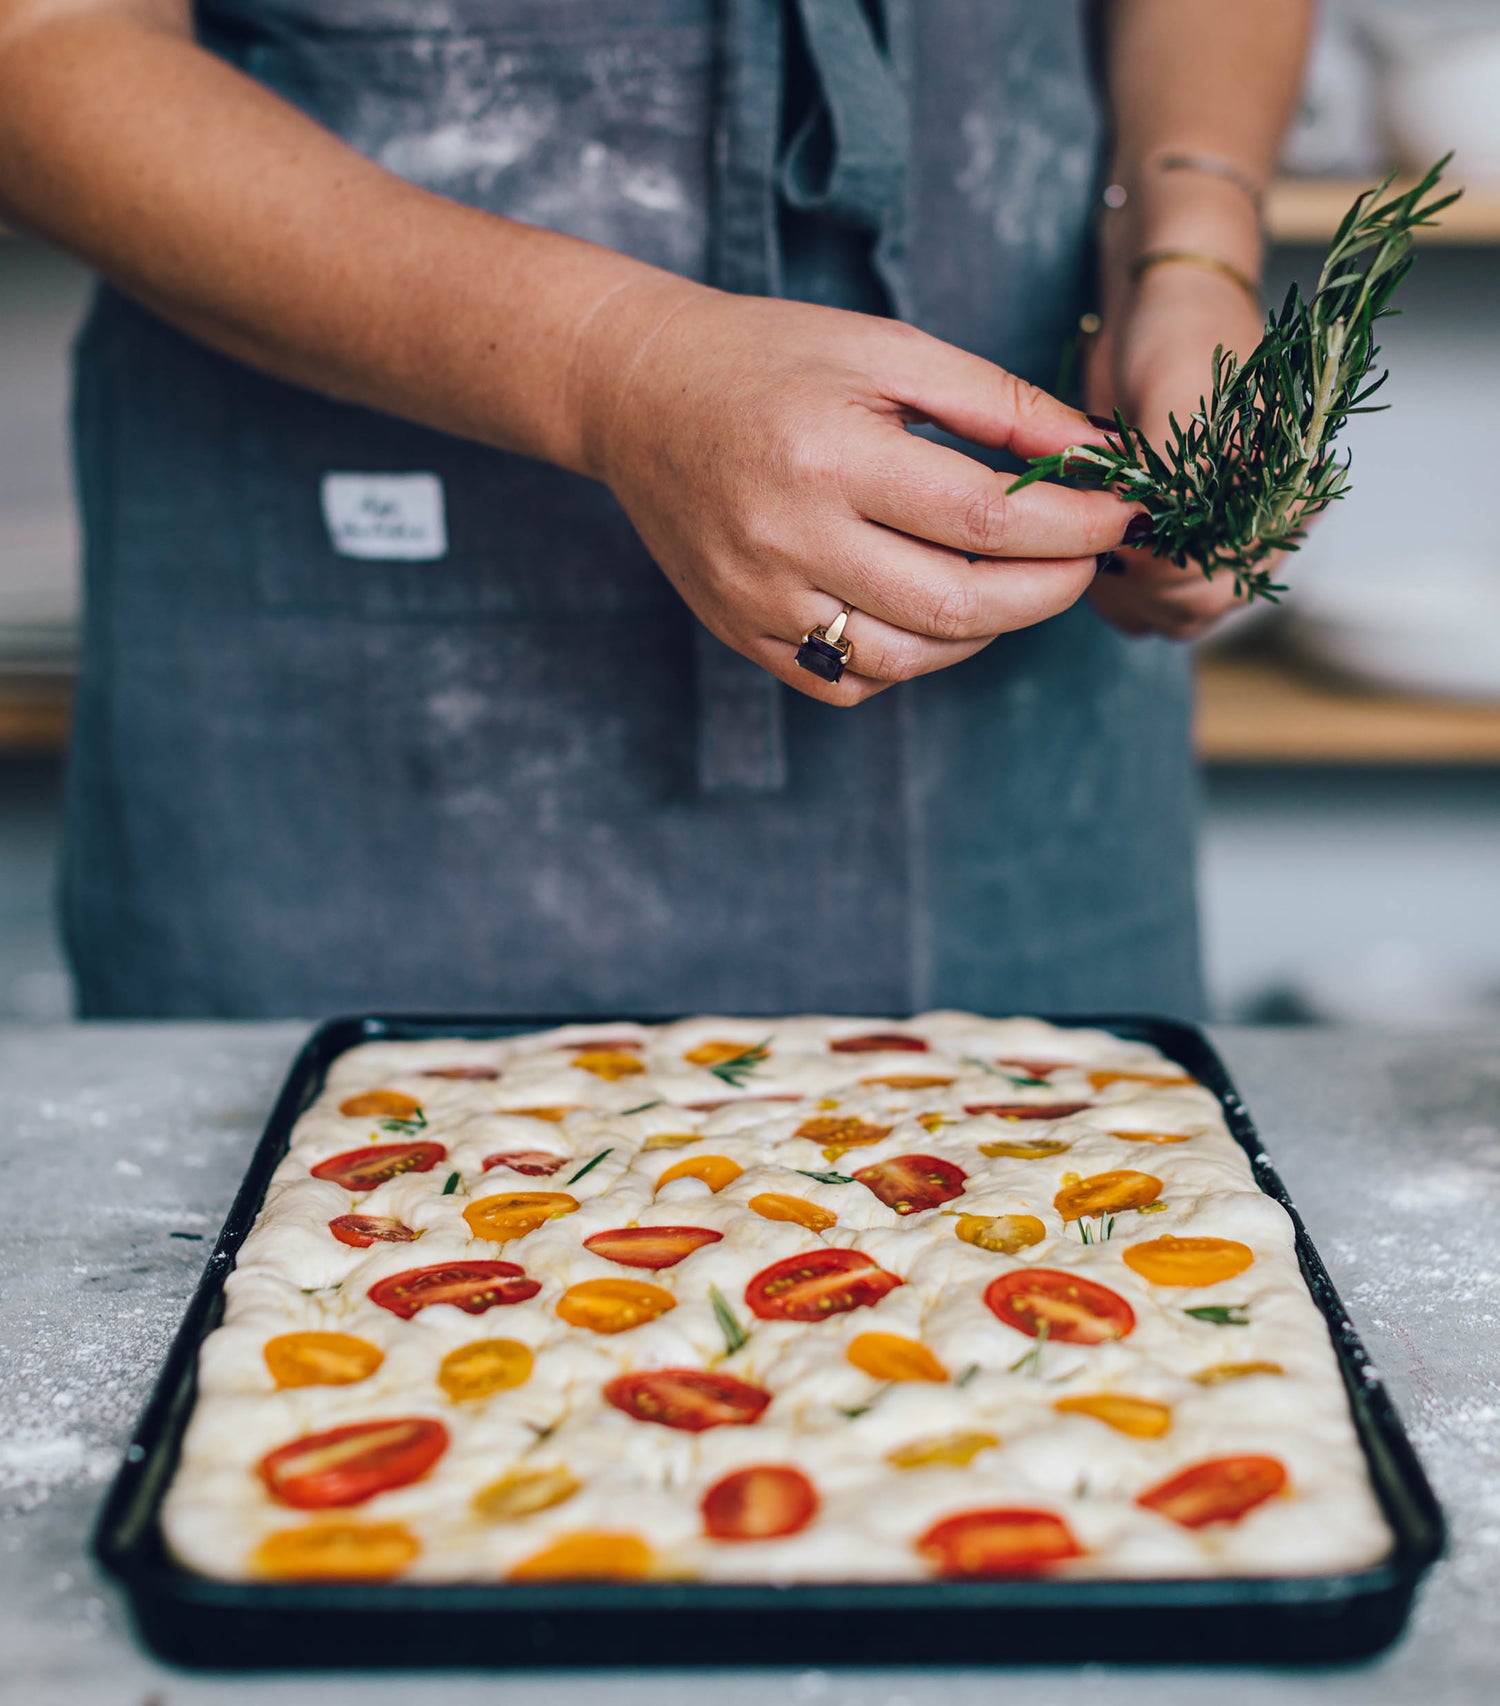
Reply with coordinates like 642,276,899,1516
93,1013,1445,1669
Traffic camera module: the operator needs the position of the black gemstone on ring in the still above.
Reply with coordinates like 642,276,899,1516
795,634,848,683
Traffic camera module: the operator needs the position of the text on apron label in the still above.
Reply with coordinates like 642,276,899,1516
320,473,448,561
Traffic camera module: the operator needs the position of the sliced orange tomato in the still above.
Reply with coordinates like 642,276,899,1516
748,1193,837,1232
582,1225,723,1268
985,1269,1136,1344
794,1116,892,1158
1088,1069,1194,1093
310,1141,445,1191
571,1049,647,1080
887,1430,999,1470
499,1105,580,1122
853,1153,967,1215
420,1064,499,1080
604,1368,771,1431
1054,1169,1163,1221
1136,1455,1288,1528
368,1260,540,1319
338,1090,423,1121
977,1136,1072,1160
745,1248,902,1322
656,1154,742,1192
1122,1235,1254,1287
509,1531,655,1581
327,1213,419,1249
253,1521,419,1580
258,1417,448,1509
263,1332,384,1390
481,1149,569,1176
556,1278,677,1334
1054,1392,1172,1438
858,1074,956,1090
963,1102,1092,1121
472,1465,580,1521
684,1094,802,1112
955,1213,1046,1255
437,1338,534,1401
829,1032,929,1054
640,1131,703,1151
464,1191,579,1243
1108,1129,1194,1145
1193,1361,1285,1385
846,1332,947,1383
918,1508,1082,1578
702,1465,818,1540
684,1039,765,1067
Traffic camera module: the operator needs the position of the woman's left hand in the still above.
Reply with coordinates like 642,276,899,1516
1084,260,1270,641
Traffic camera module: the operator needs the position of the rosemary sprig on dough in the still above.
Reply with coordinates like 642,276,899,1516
707,1039,773,1087
709,1285,749,1355
1009,158,1458,600
1184,1303,1250,1327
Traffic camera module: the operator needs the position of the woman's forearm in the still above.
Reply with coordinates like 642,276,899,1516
0,1,688,474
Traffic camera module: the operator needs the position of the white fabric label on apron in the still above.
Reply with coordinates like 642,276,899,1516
320,473,447,561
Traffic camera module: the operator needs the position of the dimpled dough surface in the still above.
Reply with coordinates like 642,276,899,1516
161,1014,1391,1584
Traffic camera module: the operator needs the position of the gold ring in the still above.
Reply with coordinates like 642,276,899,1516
796,603,855,683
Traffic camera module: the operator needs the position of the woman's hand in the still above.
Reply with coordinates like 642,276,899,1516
573,281,1147,704
1085,261,1271,641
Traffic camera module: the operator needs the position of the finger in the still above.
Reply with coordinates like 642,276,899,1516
766,588,995,687
746,635,895,708
845,427,1145,561
882,330,1121,464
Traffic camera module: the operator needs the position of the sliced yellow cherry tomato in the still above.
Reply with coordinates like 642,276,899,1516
916,1112,953,1133
437,1338,535,1401
749,1192,837,1232
499,1105,579,1122
977,1136,1071,1160
472,1465,580,1522
656,1154,743,1193
846,1332,948,1383
955,1213,1046,1255
887,1430,1000,1470
1122,1235,1254,1286
556,1278,677,1334
1054,1169,1163,1221
641,1131,703,1151
684,1039,762,1067
508,1531,655,1581
1109,1129,1194,1145
858,1074,956,1090
263,1332,384,1390
464,1191,579,1243
793,1116,891,1161
253,1521,419,1580
1088,1069,1194,1093
1054,1392,1172,1438
572,1049,646,1081
338,1089,422,1121
1193,1361,1285,1385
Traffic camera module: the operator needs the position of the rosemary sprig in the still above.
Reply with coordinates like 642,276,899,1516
566,1148,612,1186
1010,157,1458,600
956,1363,981,1388
1185,1304,1250,1328
707,1038,772,1088
619,1101,664,1117
963,1055,1049,1089
796,1168,855,1186
379,1108,428,1134
441,1170,461,1195
1007,1318,1051,1377
1077,1214,1116,1246
708,1285,748,1355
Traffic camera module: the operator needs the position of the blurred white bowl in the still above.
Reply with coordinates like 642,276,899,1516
1285,553,1500,700
1365,12,1500,177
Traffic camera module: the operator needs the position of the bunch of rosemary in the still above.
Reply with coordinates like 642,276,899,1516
1010,157,1458,600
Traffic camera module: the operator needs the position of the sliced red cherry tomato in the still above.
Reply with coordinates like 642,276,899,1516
829,1032,929,1053
998,1059,1070,1078
702,1465,819,1540
309,1141,446,1191
963,1103,1092,1121
583,1226,724,1269
1136,1455,1288,1528
853,1153,967,1215
744,1248,902,1322
604,1368,771,1431
258,1417,448,1509
368,1260,540,1320
918,1508,1082,1578
327,1214,419,1249
420,1064,500,1080
984,1268,1136,1345
481,1149,569,1177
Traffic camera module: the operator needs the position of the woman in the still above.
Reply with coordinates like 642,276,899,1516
0,0,1308,1018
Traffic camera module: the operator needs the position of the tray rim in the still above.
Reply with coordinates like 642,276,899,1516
91,1011,1447,1628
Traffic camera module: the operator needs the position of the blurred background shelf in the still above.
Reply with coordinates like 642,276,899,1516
1266,175,1500,243
0,674,72,754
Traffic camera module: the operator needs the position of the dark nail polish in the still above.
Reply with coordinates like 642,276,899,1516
1086,413,1122,435
1095,551,1124,576
1123,513,1155,547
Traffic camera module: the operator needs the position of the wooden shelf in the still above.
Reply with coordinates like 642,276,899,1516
1196,653,1500,766
0,673,72,754
1267,174,1500,245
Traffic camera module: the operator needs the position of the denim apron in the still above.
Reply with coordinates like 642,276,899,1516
63,0,1203,1019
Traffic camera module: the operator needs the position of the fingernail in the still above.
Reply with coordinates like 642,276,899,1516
1123,513,1155,547
1086,413,1121,435
1095,551,1125,575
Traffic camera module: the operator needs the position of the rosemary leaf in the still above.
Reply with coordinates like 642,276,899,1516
708,1285,748,1355
797,1168,855,1186
441,1171,461,1196
707,1038,773,1088
1185,1304,1250,1327
956,1363,981,1388
566,1148,613,1186
618,1101,664,1117
1007,1318,1051,1377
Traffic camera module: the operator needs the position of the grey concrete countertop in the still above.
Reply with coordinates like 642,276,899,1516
3,1021,1499,1706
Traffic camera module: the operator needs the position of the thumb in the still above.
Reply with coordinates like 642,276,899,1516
885,332,1114,463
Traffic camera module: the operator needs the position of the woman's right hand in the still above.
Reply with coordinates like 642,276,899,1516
574,281,1148,704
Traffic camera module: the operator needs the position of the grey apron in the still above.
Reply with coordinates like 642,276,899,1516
63,0,1203,1019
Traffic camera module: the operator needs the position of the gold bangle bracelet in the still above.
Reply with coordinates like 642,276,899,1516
1130,248,1261,306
